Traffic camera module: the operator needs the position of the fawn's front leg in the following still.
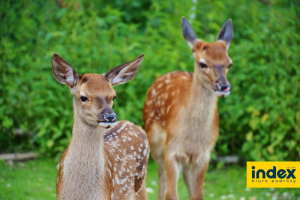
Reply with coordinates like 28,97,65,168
164,152,180,200
190,160,209,200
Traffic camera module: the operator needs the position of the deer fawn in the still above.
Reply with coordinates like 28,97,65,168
52,53,150,200
143,17,234,200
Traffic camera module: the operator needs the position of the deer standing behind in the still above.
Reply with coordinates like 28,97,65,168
52,53,150,200
143,17,234,200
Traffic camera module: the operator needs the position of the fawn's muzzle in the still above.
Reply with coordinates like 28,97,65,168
98,112,117,129
215,82,231,97
103,113,117,122
218,83,231,92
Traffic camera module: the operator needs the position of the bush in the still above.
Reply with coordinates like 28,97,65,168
1,0,299,161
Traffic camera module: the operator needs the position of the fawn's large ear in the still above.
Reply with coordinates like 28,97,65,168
182,16,198,49
104,54,145,86
217,19,234,50
51,54,80,88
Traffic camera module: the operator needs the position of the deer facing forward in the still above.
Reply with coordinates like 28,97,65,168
143,17,234,200
52,53,149,200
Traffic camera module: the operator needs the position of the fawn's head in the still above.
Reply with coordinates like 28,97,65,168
182,17,234,97
52,54,145,128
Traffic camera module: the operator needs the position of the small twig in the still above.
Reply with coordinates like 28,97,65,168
217,155,239,164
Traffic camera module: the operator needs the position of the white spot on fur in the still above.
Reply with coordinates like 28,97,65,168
157,83,163,88
156,101,160,107
115,175,120,185
167,105,171,113
107,169,112,178
152,89,157,97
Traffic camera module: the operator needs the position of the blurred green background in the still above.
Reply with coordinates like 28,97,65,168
1,0,299,161
1,0,300,198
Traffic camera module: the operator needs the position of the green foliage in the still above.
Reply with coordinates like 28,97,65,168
215,0,300,161
0,0,299,160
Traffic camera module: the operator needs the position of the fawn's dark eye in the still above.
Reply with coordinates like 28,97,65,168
80,96,88,102
199,62,207,69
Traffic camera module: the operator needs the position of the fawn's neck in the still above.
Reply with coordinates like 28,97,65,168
184,63,218,126
71,98,105,152
61,99,107,199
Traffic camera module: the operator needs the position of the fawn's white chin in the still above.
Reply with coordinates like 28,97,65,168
215,91,230,97
99,122,116,128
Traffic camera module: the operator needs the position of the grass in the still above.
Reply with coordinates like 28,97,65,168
0,159,56,200
0,159,299,200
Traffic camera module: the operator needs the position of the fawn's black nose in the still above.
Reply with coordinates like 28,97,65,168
103,113,117,122
219,83,231,92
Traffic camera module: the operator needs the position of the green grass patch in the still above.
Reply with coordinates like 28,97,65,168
0,159,57,200
0,159,299,199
